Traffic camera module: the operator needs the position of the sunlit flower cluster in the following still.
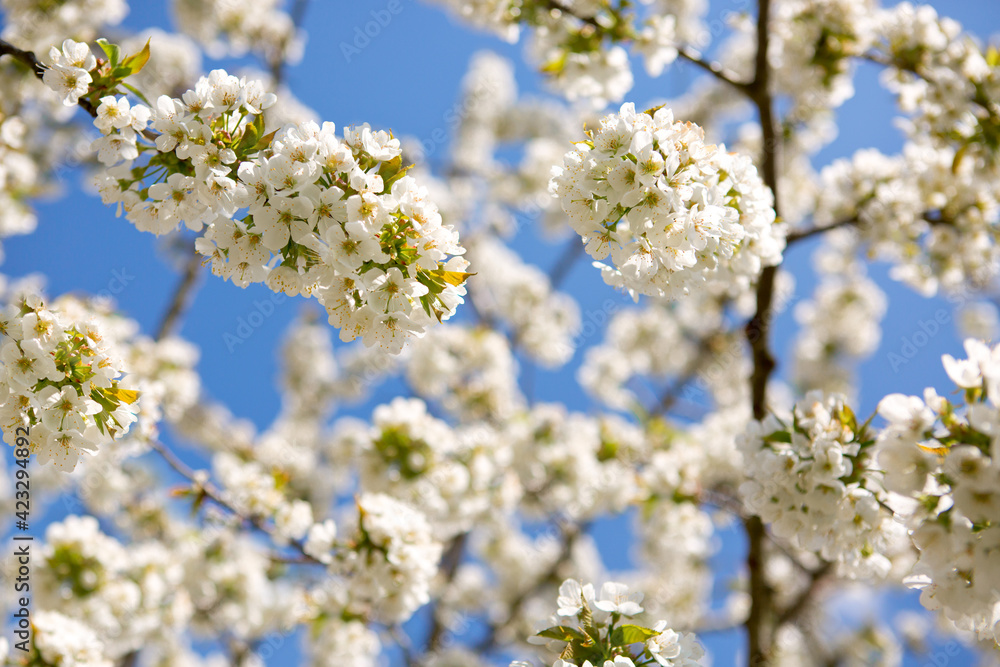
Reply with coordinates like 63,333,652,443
877,339,1000,642
551,103,784,301
0,289,139,471
336,492,443,623
516,578,705,667
86,66,468,352
740,392,901,579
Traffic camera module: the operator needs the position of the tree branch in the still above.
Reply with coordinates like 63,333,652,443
155,241,204,340
0,38,45,77
548,238,585,289
744,0,780,663
0,38,99,117
425,531,470,654
785,216,858,245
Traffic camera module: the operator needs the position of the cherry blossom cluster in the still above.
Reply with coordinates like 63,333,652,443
509,405,640,520
517,578,705,667
739,392,902,579
0,60,78,263
0,289,139,471
771,0,876,121
335,492,443,623
406,324,524,421
36,515,189,658
85,61,468,352
875,3,999,166
634,426,721,628
551,103,784,301
876,339,1000,642
27,609,113,667
814,140,1000,295
332,397,509,538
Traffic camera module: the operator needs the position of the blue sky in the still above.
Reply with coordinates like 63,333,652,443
4,0,1000,664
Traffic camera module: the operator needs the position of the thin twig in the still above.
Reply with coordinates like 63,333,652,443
154,242,204,340
785,216,858,245
548,239,585,289
425,531,470,653
678,47,752,93
148,440,324,564
775,562,833,628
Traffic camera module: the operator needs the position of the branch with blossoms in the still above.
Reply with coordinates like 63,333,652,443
4,2,1000,666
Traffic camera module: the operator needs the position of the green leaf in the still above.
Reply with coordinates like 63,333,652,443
239,121,261,153
96,38,121,68
417,271,446,294
378,155,403,180
535,626,588,643
643,104,667,118
541,52,567,75
611,624,660,646
384,163,413,191
89,388,118,412
765,430,792,444
430,269,475,287
838,403,858,434
121,38,151,75
377,155,414,192
105,387,140,405
255,129,278,152
987,46,1000,68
